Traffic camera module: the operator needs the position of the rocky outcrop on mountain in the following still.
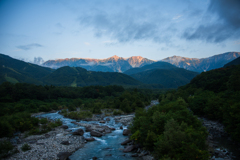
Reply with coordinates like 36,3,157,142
43,55,155,72
126,56,155,68
162,52,240,72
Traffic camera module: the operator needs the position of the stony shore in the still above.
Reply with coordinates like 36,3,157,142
3,127,85,160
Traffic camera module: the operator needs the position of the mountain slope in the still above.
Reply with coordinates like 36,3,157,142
0,53,54,84
124,61,177,75
43,66,142,86
130,68,198,88
43,55,155,72
126,56,155,67
224,57,240,67
162,52,240,72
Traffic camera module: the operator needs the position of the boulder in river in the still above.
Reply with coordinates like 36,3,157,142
97,128,105,133
123,145,135,152
105,129,112,133
100,120,105,123
61,125,68,129
121,139,132,145
73,129,84,136
123,129,131,135
120,126,123,129
85,137,95,141
57,152,71,160
86,127,92,132
90,130,103,137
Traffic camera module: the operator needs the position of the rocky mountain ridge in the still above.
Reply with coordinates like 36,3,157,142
43,55,155,72
162,52,240,72
43,52,240,73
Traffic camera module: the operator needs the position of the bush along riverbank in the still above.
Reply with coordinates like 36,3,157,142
130,98,210,160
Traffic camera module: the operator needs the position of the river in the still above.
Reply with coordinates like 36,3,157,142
37,112,142,160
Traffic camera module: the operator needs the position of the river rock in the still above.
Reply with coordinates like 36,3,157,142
45,133,50,138
121,139,132,145
93,157,98,160
100,120,105,123
90,130,103,137
123,145,135,152
86,127,92,132
73,129,84,136
97,128,105,133
57,152,71,160
120,126,123,129
105,129,111,133
85,137,95,141
139,150,149,157
61,125,68,129
123,129,131,135
131,153,138,157
60,141,70,145
71,121,78,125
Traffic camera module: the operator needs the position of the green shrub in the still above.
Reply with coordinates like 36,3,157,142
39,118,48,124
113,110,123,115
0,140,14,158
21,143,31,152
66,111,92,120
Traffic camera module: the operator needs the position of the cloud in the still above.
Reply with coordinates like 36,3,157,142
84,42,90,46
78,8,174,44
55,23,65,29
183,0,240,43
17,43,43,50
33,57,45,65
80,61,95,66
172,15,183,20
100,62,113,66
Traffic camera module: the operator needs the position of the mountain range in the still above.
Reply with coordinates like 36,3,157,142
0,54,142,87
0,53,200,88
43,55,155,72
43,52,240,73
162,52,240,72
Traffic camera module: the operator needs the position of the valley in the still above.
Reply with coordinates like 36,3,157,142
0,52,240,160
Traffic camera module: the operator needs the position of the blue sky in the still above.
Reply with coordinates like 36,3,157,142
0,0,239,62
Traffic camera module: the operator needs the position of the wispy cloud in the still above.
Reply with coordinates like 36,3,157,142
80,61,95,66
78,8,174,44
17,43,43,50
172,15,183,20
182,0,240,43
84,42,91,46
100,62,113,66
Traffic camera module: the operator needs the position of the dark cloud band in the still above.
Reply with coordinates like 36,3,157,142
17,43,43,50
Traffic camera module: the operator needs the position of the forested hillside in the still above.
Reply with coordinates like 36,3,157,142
43,66,142,87
130,64,240,159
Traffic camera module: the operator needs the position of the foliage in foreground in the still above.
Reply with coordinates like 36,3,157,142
21,143,31,152
160,65,240,142
0,140,16,158
130,98,209,160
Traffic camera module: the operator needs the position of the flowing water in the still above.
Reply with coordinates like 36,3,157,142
37,100,239,160
36,112,141,160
